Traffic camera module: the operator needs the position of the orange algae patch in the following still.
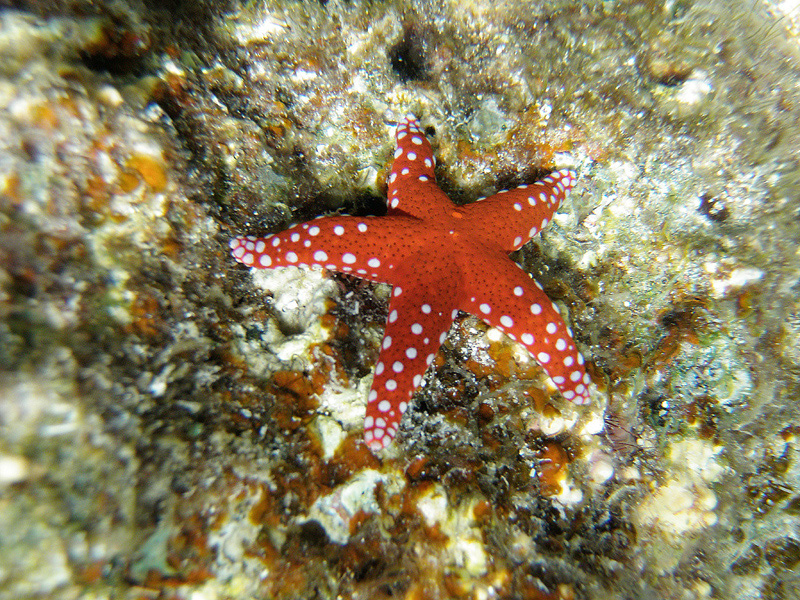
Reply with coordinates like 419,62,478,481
456,138,487,172
326,435,381,477
522,386,549,414
535,442,569,496
31,103,59,129
127,292,166,339
476,402,495,425
125,154,168,191
443,572,471,597
141,567,213,589
2,173,22,208
398,478,435,518
319,311,340,332
118,169,140,193
472,499,492,522
270,343,345,400
249,484,282,529
263,562,309,598
405,456,435,482
348,509,373,536
75,561,106,584
81,173,111,215
265,337,354,449
270,369,321,430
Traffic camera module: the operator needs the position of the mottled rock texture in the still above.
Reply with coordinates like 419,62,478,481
1,1,799,599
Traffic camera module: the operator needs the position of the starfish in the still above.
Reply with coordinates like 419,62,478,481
230,115,591,452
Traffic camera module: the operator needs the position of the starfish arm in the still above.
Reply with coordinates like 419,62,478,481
457,252,591,404
363,262,459,451
230,215,420,283
387,115,452,219
459,169,577,252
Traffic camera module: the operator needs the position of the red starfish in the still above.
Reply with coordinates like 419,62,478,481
230,115,591,452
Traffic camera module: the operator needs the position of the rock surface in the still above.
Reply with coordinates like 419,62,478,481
1,1,800,599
